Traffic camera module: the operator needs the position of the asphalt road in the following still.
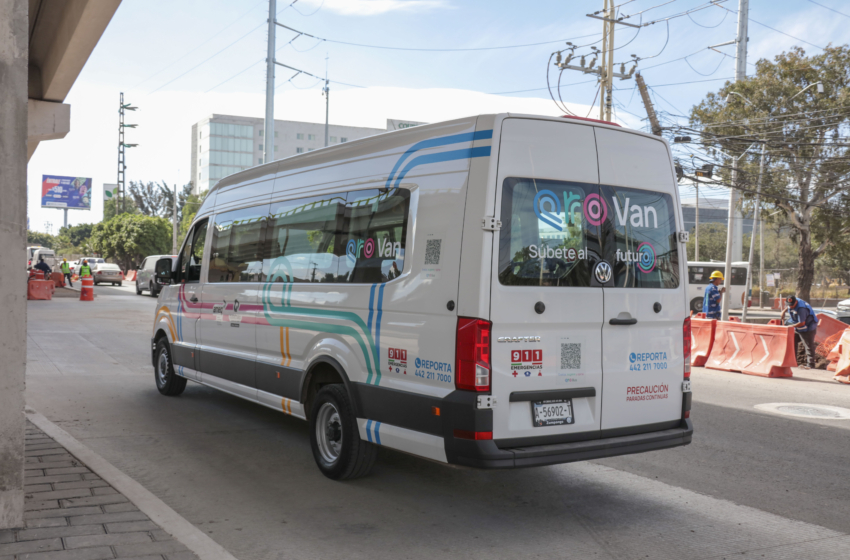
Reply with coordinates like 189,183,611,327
25,285,850,559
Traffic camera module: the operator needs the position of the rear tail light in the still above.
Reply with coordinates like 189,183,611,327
683,317,691,380
455,317,491,392
453,430,492,440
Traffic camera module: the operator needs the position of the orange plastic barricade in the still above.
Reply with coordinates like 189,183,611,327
27,280,53,300
832,330,850,384
691,316,716,367
80,275,94,301
125,270,136,282
51,271,64,287
767,319,782,325
706,321,797,378
72,274,79,282
816,313,847,347
728,316,742,322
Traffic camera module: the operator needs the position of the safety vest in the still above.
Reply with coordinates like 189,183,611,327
80,264,91,276
61,262,70,274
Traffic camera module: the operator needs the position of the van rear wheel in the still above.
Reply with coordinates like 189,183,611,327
690,298,704,314
309,384,376,480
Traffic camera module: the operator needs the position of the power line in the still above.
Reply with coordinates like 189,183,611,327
806,0,850,19
715,3,826,50
276,22,601,52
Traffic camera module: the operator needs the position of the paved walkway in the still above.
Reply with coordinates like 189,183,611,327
0,423,198,560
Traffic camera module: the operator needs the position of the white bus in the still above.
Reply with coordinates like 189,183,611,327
150,114,693,479
687,261,750,314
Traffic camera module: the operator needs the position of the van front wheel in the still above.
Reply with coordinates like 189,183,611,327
690,298,704,314
154,339,187,396
309,384,376,480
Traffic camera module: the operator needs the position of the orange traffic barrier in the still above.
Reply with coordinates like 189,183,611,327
816,313,847,347
51,272,64,288
831,330,850,384
125,270,136,281
728,316,742,322
767,319,782,325
72,273,79,282
27,280,53,300
706,320,797,378
691,316,716,367
80,275,94,301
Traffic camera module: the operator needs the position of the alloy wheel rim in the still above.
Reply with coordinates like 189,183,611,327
157,350,169,386
316,402,343,464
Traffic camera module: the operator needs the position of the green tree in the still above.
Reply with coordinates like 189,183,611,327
689,46,850,301
177,189,208,248
687,223,732,262
27,230,56,249
103,197,139,220
90,213,172,271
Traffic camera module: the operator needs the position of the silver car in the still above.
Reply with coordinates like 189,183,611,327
136,255,177,297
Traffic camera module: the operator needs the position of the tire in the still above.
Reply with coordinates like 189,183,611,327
149,282,157,298
117,282,122,287
690,298,704,313
135,281,142,295
154,338,187,396
309,384,376,480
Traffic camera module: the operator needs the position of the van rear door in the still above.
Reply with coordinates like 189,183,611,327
489,118,605,444
594,128,686,432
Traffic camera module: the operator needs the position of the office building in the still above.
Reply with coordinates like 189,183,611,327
190,115,402,194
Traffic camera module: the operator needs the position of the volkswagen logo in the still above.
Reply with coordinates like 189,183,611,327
595,261,612,284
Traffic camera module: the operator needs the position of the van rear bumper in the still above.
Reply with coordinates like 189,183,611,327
449,419,693,469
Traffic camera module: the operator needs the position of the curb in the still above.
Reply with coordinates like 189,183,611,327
25,407,239,560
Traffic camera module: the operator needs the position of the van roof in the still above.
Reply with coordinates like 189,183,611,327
205,113,645,200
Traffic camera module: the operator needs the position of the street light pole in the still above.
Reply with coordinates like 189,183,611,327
741,142,765,322
263,0,276,165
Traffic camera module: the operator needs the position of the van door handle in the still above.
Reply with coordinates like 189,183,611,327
609,318,637,325
190,296,198,303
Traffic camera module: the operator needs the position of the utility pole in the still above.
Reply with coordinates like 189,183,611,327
720,0,749,322
263,0,277,165
117,93,138,215
759,210,765,307
172,182,178,255
555,2,638,120
323,54,329,148
741,141,764,323
695,184,700,261
634,73,662,136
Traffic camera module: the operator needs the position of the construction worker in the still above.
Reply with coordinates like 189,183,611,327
60,258,72,287
33,256,52,279
703,270,726,320
79,259,92,277
781,296,819,369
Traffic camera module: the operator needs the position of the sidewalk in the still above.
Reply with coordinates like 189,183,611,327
0,422,198,560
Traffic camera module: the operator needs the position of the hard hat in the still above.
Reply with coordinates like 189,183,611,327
709,270,724,280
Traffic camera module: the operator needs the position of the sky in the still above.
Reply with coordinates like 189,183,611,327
26,0,850,234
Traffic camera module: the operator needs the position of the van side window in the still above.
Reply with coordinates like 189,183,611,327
339,188,409,283
178,220,208,283
598,186,680,289
263,194,346,283
208,206,268,283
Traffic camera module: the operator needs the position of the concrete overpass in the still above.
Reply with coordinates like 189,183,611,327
0,0,121,529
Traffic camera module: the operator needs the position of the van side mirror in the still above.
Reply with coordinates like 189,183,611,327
155,258,174,282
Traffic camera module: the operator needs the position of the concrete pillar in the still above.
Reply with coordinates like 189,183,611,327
0,0,28,530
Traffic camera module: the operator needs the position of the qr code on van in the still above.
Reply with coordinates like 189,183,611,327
424,239,442,265
561,343,581,370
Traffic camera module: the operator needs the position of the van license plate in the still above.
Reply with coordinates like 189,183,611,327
532,399,574,427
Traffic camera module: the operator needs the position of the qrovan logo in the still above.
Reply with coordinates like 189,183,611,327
533,190,589,231
346,237,400,264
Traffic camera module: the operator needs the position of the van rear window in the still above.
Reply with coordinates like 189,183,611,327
498,178,601,287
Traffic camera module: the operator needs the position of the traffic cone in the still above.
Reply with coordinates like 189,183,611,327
80,275,94,301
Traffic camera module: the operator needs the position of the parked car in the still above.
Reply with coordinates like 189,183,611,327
136,255,177,297
814,306,850,325
838,298,850,315
92,262,123,286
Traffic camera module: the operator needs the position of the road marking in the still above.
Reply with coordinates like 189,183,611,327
26,407,239,560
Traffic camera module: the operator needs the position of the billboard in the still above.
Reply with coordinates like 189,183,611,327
103,183,118,201
41,175,92,209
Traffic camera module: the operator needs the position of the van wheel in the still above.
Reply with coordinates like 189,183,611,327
309,384,376,480
690,298,704,313
149,282,157,297
135,281,142,295
154,339,187,396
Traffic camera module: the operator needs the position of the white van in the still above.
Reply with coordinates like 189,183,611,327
687,261,749,313
150,114,693,479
